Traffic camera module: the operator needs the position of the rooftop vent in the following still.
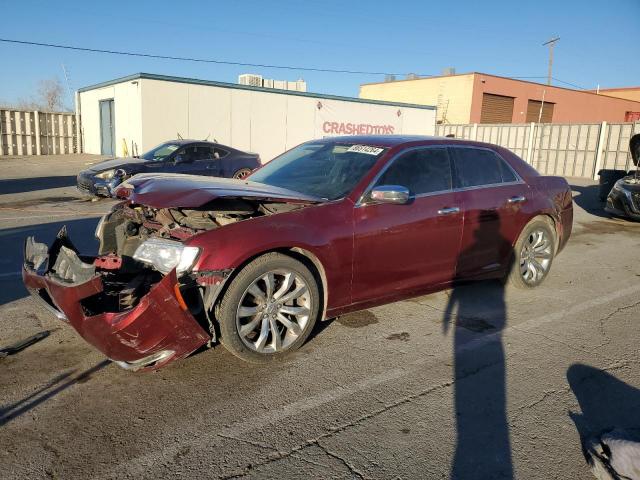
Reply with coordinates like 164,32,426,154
238,74,263,87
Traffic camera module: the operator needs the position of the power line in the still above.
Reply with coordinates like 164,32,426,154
551,77,588,90
0,37,435,77
0,37,589,90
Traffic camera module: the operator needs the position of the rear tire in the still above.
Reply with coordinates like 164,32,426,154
508,217,557,289
233,168,252,180
217,253,320,363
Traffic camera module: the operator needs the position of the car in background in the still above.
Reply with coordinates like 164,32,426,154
605,134,640,221
77,139,260,197
25,135,573,371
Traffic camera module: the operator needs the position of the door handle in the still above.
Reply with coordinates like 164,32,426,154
507,195,526,204
437,207,460,216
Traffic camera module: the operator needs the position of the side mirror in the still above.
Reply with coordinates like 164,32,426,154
369,185,410,205
174,154,187,164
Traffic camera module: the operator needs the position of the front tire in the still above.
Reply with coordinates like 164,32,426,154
508,217,556,289
217,253,320,362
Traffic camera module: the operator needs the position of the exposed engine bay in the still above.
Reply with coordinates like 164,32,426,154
96,198,301,257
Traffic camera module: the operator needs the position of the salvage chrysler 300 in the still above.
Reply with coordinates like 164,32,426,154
23,136,573,370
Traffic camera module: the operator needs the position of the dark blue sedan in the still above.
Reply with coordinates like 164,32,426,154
77,139,261,197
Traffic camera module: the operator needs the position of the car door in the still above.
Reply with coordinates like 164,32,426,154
450,146,531,279
190,146,223,176
352,146,464,304
169,146,199,175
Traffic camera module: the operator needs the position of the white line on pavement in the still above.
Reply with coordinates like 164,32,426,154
222,283,640,438
98,282,640,478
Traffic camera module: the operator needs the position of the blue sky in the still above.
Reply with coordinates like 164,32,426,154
1,0,638,108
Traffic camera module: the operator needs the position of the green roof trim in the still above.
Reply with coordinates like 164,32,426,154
78,72,436,110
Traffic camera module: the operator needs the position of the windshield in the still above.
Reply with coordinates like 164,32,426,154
248,142,386,200
140,142,181,162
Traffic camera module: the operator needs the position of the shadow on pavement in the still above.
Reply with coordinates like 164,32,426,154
0,217,100,306
442,210,514,479
0,176,77,195
570,183,611,219
568,363,640,448
0,359,111,427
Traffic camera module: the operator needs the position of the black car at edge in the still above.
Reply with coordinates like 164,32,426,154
77,139,261,197
605,134,640,221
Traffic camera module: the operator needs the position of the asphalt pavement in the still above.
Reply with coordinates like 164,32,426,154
1,154,639,479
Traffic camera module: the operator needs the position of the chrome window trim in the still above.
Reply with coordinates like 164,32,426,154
356,144,524,207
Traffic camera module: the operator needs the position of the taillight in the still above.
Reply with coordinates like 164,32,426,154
114,185,132,199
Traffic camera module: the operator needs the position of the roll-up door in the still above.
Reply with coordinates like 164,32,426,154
526,100,555,123
480,93,515,123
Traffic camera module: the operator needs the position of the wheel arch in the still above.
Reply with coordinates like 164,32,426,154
539,213,560,253
513,212,559,248
210,246,329,323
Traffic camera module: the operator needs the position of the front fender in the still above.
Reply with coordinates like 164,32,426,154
186,201,353,310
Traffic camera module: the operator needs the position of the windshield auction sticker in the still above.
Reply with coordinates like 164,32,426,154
347,145,385,155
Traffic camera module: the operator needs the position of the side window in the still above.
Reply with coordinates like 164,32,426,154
213,147,229,159
178,146,198,162
375,147,452,195
195,146,215,160
499,159,518,182
452,148,517,188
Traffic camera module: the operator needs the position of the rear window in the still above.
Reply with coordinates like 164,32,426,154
452,148,518,188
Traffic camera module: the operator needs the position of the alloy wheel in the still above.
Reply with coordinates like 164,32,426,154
519,228,553,285
233,168,252,179
236,269,311,353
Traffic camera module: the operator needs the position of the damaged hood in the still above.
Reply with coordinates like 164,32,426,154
117,173,325,208
86,156,150,172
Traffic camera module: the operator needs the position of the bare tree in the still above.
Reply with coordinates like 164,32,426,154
3,77,72,112
36,78,65,111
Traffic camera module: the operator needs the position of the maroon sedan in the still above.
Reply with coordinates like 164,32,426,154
23,136,573,370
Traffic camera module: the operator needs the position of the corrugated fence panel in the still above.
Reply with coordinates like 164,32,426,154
601,122,639,171
436,122,640,179
0,108,77,156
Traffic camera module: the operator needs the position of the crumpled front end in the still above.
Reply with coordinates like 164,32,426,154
606,175,640,222
22,228,210,371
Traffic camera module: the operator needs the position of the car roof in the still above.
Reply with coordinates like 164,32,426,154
310,135,495,149
165,139,215,146
163,139,239,151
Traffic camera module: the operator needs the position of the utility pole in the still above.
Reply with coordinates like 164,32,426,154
542,36,560,85
61,63,74,110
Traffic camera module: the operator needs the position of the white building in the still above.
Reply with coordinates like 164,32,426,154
77,73,436,161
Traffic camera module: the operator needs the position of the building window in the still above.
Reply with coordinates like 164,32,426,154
480,93,515,124
526,100,555,123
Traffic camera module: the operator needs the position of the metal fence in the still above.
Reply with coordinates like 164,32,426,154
0,108,79,156
437,122,640,179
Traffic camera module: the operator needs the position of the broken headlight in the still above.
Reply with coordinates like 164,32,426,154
133,238,200,274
